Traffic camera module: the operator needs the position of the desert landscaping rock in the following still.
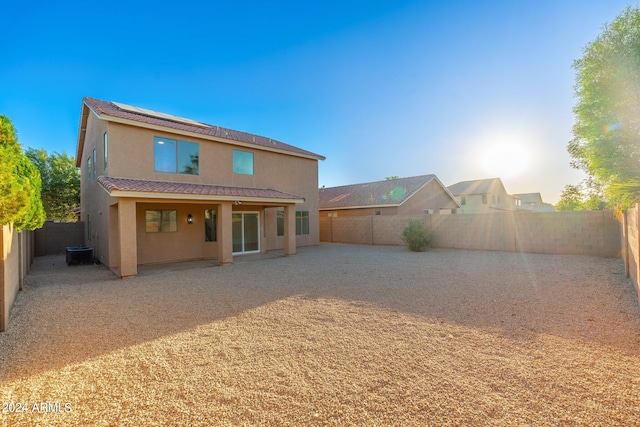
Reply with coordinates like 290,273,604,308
1,244,639,425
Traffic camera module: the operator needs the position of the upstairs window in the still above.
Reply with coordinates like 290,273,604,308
154,137,199,175
461,196,466,206
103,132,108,171
232,149,254,175
482,194,488,204
86,155,92,181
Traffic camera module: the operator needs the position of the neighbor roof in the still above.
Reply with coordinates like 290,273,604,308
76,97,325,166
513,193,543,204
98,176,304,204
447,178,506,196
319,174,459,210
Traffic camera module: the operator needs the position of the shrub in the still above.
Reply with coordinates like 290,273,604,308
401,219,432,252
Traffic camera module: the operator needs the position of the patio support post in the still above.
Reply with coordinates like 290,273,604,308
218,202,233,265
284,204,296,256
117,198,137,278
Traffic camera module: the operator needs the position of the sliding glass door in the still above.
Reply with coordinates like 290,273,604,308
232,212,260,254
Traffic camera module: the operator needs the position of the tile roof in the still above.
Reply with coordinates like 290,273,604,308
319,175,439,209
447,178,506,196
98,176,303,202
82,97,324,160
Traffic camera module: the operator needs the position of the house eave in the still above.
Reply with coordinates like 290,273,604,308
319,204,400,211
103,187,304,205
75,103,91,167
98,113,325,161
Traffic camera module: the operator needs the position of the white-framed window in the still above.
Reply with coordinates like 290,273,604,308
154,137,199,175
277,210,310,235
232,149,254,175
103,132,108,171
86,155,92,181
276,210,284,237
296,211,309,235
145,210,177,233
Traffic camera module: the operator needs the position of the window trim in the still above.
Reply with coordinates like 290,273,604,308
154,136,199,175
296,210,309,236
278,210,310,235
276,210,284,237
103,132,108,171
145,209,178,233
232,149,254,175
86,155,92,181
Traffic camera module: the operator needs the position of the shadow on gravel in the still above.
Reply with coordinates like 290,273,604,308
1,244,639,383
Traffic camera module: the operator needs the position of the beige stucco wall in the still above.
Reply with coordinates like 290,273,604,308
398,180,458,215
135,201,219,265
1,225,20,332
79,112,320,269
456,188,511,213
79,112,108,263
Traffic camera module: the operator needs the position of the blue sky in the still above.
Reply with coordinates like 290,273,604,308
1,1,635,203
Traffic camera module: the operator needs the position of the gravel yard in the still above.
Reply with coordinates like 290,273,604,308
1,243,640,426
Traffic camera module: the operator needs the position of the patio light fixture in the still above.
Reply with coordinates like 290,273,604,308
187,214,193,224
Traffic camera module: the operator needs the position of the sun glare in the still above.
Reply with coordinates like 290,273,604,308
476,135,535,180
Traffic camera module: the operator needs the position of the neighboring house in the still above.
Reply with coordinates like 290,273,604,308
447,178,518,213
319,175,460,217
76,97,324,278
513,193,557,212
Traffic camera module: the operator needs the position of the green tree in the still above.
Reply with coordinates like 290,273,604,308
569,7,640,211
25,148,80,222
556,184,584,211
555,182,607,211
0,116,45,230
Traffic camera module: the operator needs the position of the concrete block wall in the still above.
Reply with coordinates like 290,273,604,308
429,212,516,252
320,210,621,258
372,215,421,246
34,221,85,256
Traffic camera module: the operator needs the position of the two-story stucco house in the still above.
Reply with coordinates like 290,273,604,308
75,97,324,278
447,178,519,213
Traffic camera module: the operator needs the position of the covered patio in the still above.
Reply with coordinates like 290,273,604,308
100,176,303,278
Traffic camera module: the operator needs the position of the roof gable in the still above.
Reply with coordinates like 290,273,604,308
447,178,507,196
76,97,324,166
319,175,458,209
